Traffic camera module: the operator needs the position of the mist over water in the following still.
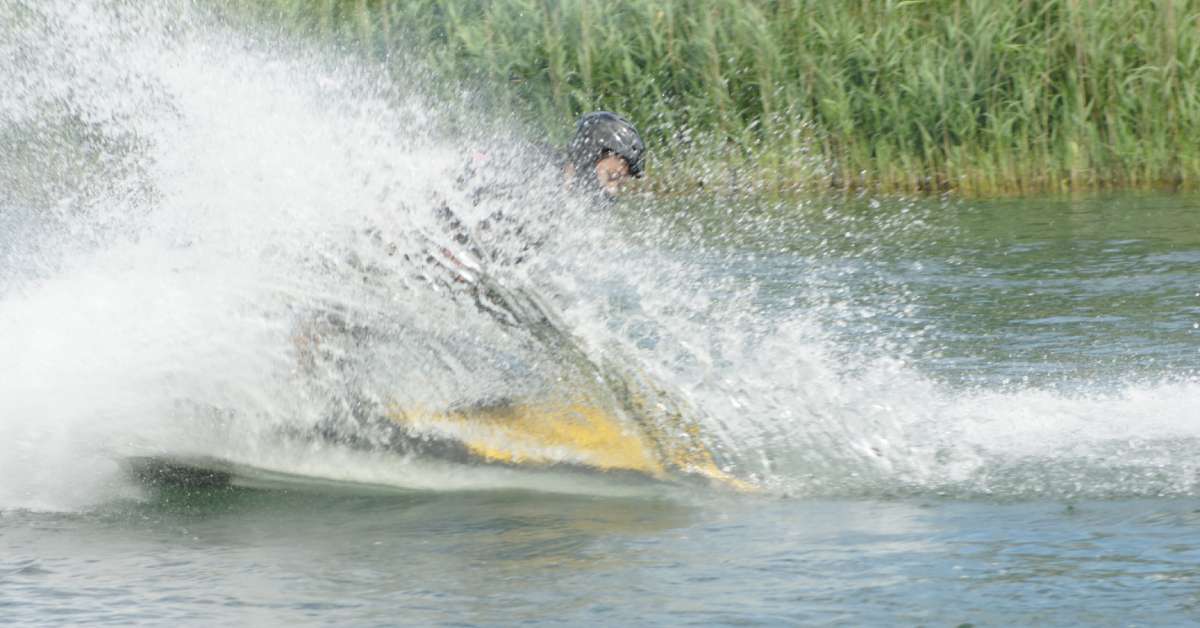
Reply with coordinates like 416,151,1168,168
2,0,1199,514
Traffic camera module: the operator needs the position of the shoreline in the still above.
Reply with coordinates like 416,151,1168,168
225,0,1200,200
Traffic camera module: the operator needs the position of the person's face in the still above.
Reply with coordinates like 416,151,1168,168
594,153,632,196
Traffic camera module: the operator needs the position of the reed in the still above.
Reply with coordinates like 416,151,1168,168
222,0,1200,197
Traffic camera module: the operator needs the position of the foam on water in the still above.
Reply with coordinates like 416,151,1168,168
2,0,1197,511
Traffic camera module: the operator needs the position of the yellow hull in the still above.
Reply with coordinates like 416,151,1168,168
386,399,752,491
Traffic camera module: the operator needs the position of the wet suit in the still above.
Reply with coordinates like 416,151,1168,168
415,142,571,326
416,112,660,334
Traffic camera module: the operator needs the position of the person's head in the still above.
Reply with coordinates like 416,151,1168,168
566,111,645,197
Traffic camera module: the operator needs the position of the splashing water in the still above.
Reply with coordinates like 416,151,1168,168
2,0,1199,512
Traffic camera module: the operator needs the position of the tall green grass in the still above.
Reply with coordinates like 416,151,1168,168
223,0,1200,197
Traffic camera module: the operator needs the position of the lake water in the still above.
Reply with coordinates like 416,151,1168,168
3,2,1200,625
4,191,1199,626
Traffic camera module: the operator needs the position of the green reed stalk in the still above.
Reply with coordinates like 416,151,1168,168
222,0,1200,197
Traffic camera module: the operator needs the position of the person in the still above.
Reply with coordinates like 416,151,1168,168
563,111,646,199
296,110,648,346
417,111,646,325
428,110,645,280
292,112,653,462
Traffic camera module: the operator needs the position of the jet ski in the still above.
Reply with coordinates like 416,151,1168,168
123,215,751,493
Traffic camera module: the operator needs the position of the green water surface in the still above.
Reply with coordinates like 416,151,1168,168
4,192,1199,625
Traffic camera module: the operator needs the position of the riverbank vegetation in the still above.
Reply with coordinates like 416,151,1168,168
225,0,1200,197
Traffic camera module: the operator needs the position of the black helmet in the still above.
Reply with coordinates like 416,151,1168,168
567,111,645,178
